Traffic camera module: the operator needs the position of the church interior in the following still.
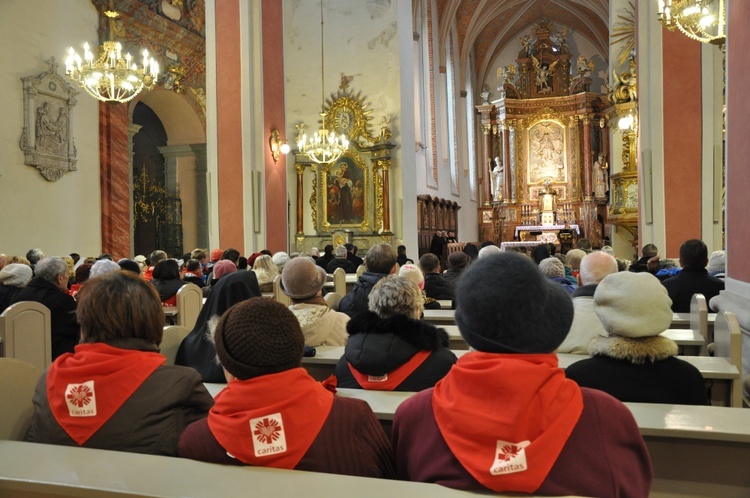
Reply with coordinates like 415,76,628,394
2,0,750,493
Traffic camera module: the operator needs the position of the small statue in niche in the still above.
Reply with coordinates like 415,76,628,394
594,152,609,199
490,157,503,201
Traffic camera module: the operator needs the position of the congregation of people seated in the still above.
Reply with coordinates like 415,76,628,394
661,239,725,312
333,275,456,391
326,245,357,274
150,259,184,306
0,236,735,496
419,253,454,300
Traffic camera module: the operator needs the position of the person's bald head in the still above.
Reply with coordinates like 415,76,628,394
0,254,8,270
579,251,618,286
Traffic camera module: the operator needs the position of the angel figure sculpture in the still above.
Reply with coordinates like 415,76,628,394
496,64,517,85
531,55,558,94
576,55,595,78
519,35,535,56
611,68,637,103
550,28,568,50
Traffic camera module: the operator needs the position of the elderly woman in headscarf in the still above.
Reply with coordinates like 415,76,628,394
0,263,33,312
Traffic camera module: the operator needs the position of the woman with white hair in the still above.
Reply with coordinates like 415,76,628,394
333,275,456,391
11,256,80,359
0,263,33,312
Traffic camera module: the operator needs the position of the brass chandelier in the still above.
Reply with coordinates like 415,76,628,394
296,0,349,164
65,2,159,104
657,0,726,46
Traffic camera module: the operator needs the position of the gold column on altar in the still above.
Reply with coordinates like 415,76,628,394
501,120,512,202
476,103,496,206
371,141,396,236
295,163,305,236
582,116,593,201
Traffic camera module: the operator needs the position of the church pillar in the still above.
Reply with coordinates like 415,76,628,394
582,116,593,201
191,144,209,248
502,121,511,202
481,123,492,204
99,102,130,259
294,163,304,235
127,124,142,256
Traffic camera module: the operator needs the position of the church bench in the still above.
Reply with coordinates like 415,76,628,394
0,441,480,498
0,301,52,371
436,299,452,309
422,309,456,325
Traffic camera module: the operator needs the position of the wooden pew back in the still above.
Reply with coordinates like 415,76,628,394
690,293,709,354
0,358,40,441
160,325,190,365
714,310,742,407
0,301,52,371
175,283,203,330
273,275,291,306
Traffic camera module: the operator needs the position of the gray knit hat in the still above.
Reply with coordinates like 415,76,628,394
594,271,673,338
281,257,327,299
0,264,33,287
455,252,574,353
214,298,305,380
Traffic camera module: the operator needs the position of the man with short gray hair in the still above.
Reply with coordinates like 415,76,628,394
339,244,398,317
11,256,80,359
557,251,618,354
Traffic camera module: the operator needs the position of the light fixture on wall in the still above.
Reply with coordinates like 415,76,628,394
657,0,726,46
65,0,159,104
296,0,349,164
269,129,290,163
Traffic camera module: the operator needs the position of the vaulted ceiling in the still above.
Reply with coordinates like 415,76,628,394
428,0,610,88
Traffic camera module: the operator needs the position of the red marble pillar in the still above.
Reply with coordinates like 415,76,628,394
582,117,593,201
99,102,130,259
482,124,492,204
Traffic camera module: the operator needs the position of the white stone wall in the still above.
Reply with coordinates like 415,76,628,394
0,0,101,258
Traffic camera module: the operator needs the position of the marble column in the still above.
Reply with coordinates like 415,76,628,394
482,124,492,205
99,102,130,259
502,121,512,202
582,116,593,201
191,144,208,248
295,164,304,235
128,124,142,256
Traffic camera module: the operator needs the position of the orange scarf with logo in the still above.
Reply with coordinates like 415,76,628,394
47,343,165,445
432,352,583,493
347,350,430,390
207,368,334,469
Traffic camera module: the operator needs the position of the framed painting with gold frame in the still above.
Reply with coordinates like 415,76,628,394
322,149,370,232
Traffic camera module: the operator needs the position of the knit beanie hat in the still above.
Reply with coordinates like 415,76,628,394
272,251,290,270
455,252,573,353
118,259,141,275
398,263,425,290
538,257,565,278
213,260,237,280
0,264,33,287
210,248,223,262
594,271,673,338
214,298,305,380
281,257,327,299
447,251,471,270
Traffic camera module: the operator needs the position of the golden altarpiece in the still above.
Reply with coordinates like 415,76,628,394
292,87,396,251
477,21,614,249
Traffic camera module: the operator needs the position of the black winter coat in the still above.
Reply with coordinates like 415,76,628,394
338,272,388,318
334,311,457,391
423,273,454,300
11,277,80,360
327,257,357,274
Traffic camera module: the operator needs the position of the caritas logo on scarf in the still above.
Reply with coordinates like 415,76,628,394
250,412,287,457
65,381,97,417
490,440,530,476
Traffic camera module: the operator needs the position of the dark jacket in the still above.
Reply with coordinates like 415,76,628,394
151,279,185,303
565,335,709,405
338,272,389,317
347,252,364,268
334,311,457,391
661,267,725,312
0,285,24,314
183,274,206,288
396,254,414,266
423,273,454,300
317,253,335,271
176,271,262,383
179,396,395,478
429,235,446,259
11,277,80,360
326,257,357,274
25,339,213,455
442,267,465,286
392,387,652,496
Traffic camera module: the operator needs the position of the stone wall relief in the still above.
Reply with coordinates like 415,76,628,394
19,58,78,182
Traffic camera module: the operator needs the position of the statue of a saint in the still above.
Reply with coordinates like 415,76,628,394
490,157,503,201
594,153,609,198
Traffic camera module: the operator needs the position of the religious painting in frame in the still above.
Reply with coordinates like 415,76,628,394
527,120,567,185
321,149,370,232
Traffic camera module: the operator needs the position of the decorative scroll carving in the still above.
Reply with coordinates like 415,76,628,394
309,164,318,231
19,58,78,182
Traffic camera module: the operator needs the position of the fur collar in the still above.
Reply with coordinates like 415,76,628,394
346,311,449,350
588,335,678,365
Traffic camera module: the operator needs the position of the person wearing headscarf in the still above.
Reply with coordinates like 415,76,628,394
0,263,34,311
175,270,262,383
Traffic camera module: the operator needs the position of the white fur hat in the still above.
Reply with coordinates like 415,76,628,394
594,271,673,338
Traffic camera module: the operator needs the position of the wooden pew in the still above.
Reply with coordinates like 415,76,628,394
422,309,456,325
272,275,291,306
160,325,190,365
175,283,203,330
0,301,52,372
713,310,742,407
436,299,453,310
690,293,709,354
0,441,479,498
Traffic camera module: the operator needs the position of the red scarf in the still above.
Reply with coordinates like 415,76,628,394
347,350,431,390
207,368,334,469
432,352,583,493
47,343,165,445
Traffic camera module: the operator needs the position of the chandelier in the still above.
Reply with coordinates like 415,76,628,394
296,0,349,164
65,4,159,104
657,0,726,46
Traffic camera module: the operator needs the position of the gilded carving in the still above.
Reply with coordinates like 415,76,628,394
309,164,318,231
323,88,375,144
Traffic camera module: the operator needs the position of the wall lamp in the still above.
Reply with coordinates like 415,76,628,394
269,129,290,163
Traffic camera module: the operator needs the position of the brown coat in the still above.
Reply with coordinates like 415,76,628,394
26,350,213,456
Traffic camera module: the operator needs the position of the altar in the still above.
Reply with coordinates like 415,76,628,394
514,224,580,244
